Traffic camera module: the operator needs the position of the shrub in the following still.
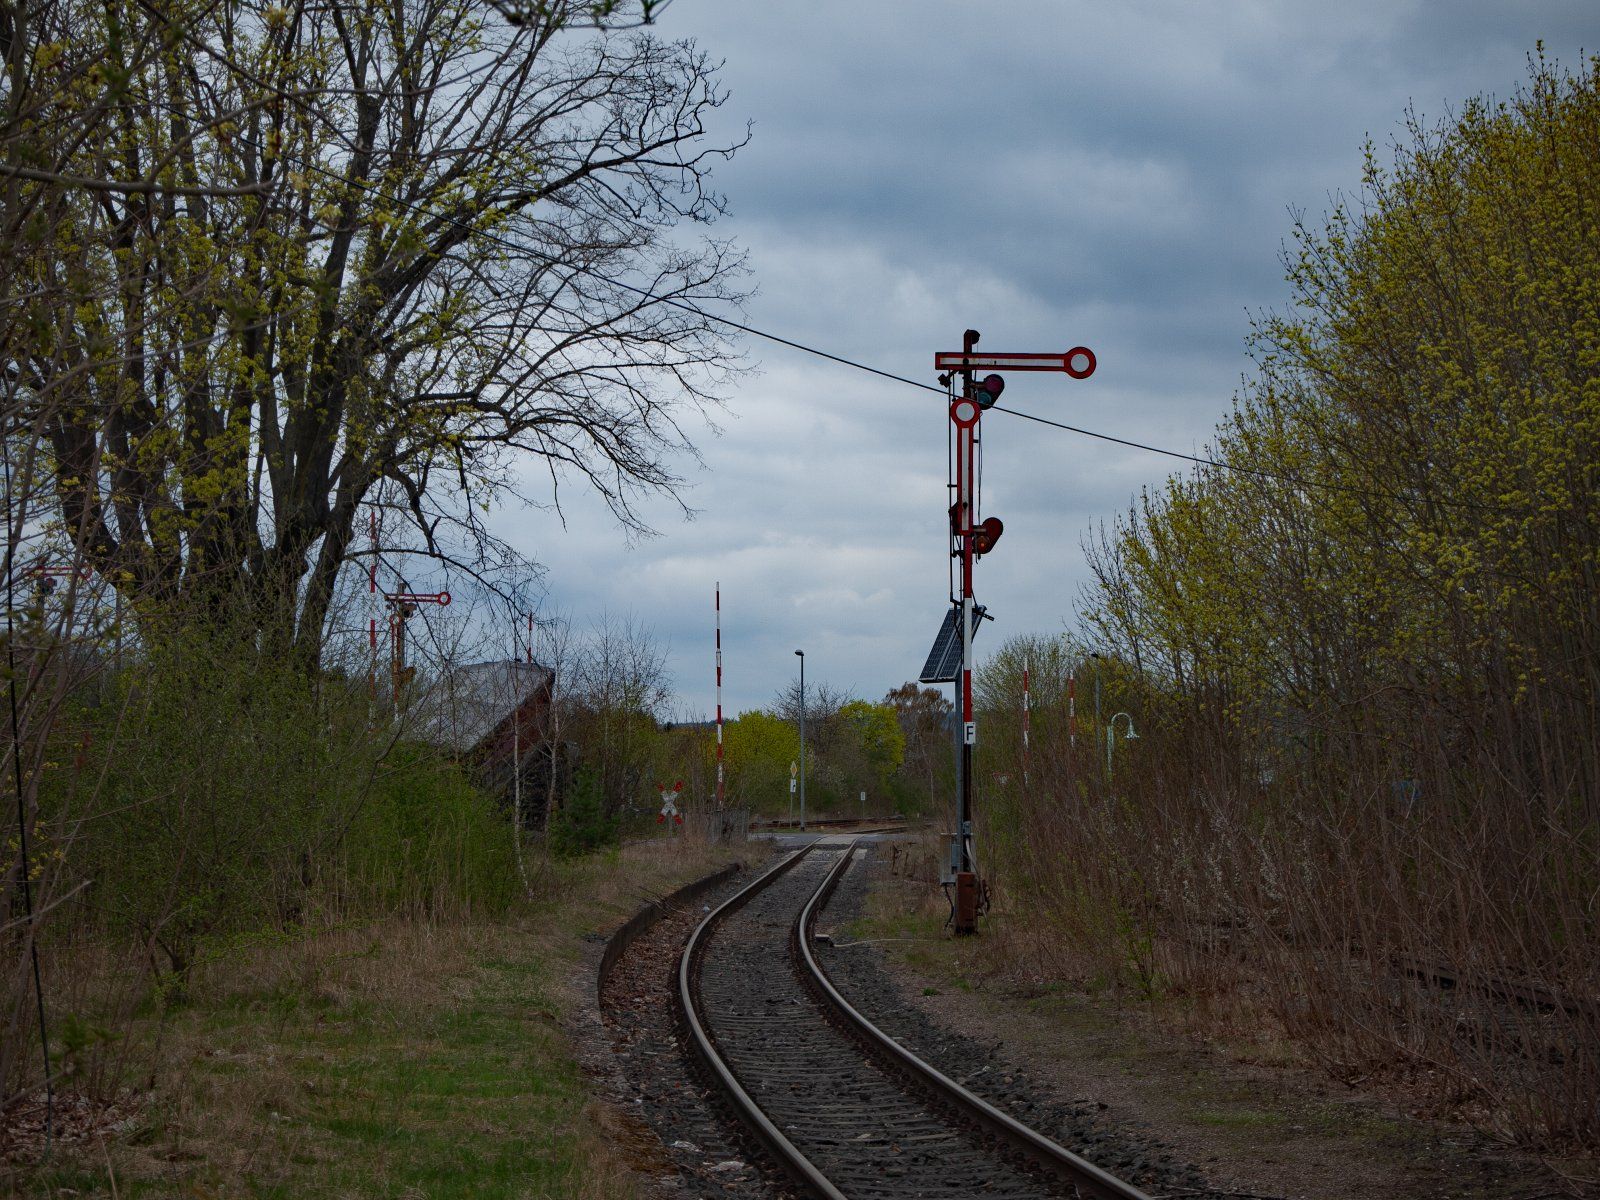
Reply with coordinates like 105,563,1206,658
339,742,521,920
547,769,618,859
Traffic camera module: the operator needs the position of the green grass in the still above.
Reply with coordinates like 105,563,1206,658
21,930,615,1199
12,839,743,1199
1190,1105,1285,1131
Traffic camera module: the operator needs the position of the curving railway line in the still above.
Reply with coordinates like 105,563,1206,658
676,840,1153,1200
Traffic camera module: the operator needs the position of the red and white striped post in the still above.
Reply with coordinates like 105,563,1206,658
715,582,725,810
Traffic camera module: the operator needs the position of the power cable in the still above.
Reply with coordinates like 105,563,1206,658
257,140,1525,515
30,30,1529,518
993,405,1297,480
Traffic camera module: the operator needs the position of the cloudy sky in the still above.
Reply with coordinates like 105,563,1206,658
496,2,1593,718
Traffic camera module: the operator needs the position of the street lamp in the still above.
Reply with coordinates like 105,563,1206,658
794,649,806,832
1106,711,1138,781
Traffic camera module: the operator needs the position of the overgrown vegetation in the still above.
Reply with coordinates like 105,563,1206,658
7,839,736,1197
714,680,949,818
979,53,1600,1151
0,1,744,1181
6,622,521,1095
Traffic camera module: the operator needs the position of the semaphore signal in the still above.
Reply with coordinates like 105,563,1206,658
930,329,1095,934
934,347,1096,377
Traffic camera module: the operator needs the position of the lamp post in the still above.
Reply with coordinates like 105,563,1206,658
794,649,806,832
1106,711,1138,781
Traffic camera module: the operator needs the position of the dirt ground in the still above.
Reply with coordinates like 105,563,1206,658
851,842,1596,1200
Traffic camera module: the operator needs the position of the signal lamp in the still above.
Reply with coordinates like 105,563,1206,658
972,516,1004,556
976,373,1005,408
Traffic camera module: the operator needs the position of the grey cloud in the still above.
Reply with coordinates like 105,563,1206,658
481,2,1593,718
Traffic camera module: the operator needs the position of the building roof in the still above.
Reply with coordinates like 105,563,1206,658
410,660,553,754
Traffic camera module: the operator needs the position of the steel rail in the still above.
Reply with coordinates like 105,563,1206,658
679,839,1154,1199
676,845,849,1200
755,815,909,829
796,841,1154,1200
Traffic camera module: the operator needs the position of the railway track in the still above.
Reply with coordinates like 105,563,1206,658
753,816,911,830
677,841,1153,1200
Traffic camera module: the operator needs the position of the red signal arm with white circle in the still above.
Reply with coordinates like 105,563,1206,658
934,347,1096,379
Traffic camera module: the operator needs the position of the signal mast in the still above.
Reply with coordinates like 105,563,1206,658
930,330,1095,933
366,498,453,708
384,588,451,704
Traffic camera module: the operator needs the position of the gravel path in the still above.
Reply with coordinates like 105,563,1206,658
812,847,1214,1198
602,867,779,1197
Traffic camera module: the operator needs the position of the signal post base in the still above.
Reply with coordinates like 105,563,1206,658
953,871,979,936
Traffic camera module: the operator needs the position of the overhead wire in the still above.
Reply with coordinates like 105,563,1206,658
258,137,1521,514
122,10,1387,504
260,139,1267,472
12,17,1527,519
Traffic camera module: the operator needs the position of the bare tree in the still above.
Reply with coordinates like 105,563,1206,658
484,0,678,31
534,607,576,817
771,678,850,735
566,610,670,811
12,0,747,663
885,682,953,810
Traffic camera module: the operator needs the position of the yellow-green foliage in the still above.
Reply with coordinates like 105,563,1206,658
1085,51,1600,751
722,708,800,813
1051,52,1600,1148
838,700,905,786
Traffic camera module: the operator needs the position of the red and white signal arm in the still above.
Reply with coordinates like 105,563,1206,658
384,590,452,606
934,347,1096,379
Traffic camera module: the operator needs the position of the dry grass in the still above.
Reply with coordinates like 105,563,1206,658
5,834,742,1198
851,833,1596,1199
855,833,1311,1070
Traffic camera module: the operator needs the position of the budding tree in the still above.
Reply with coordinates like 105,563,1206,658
8,0,746,661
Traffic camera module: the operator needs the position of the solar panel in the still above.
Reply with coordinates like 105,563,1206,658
919,607,960,683
918,604,988,683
